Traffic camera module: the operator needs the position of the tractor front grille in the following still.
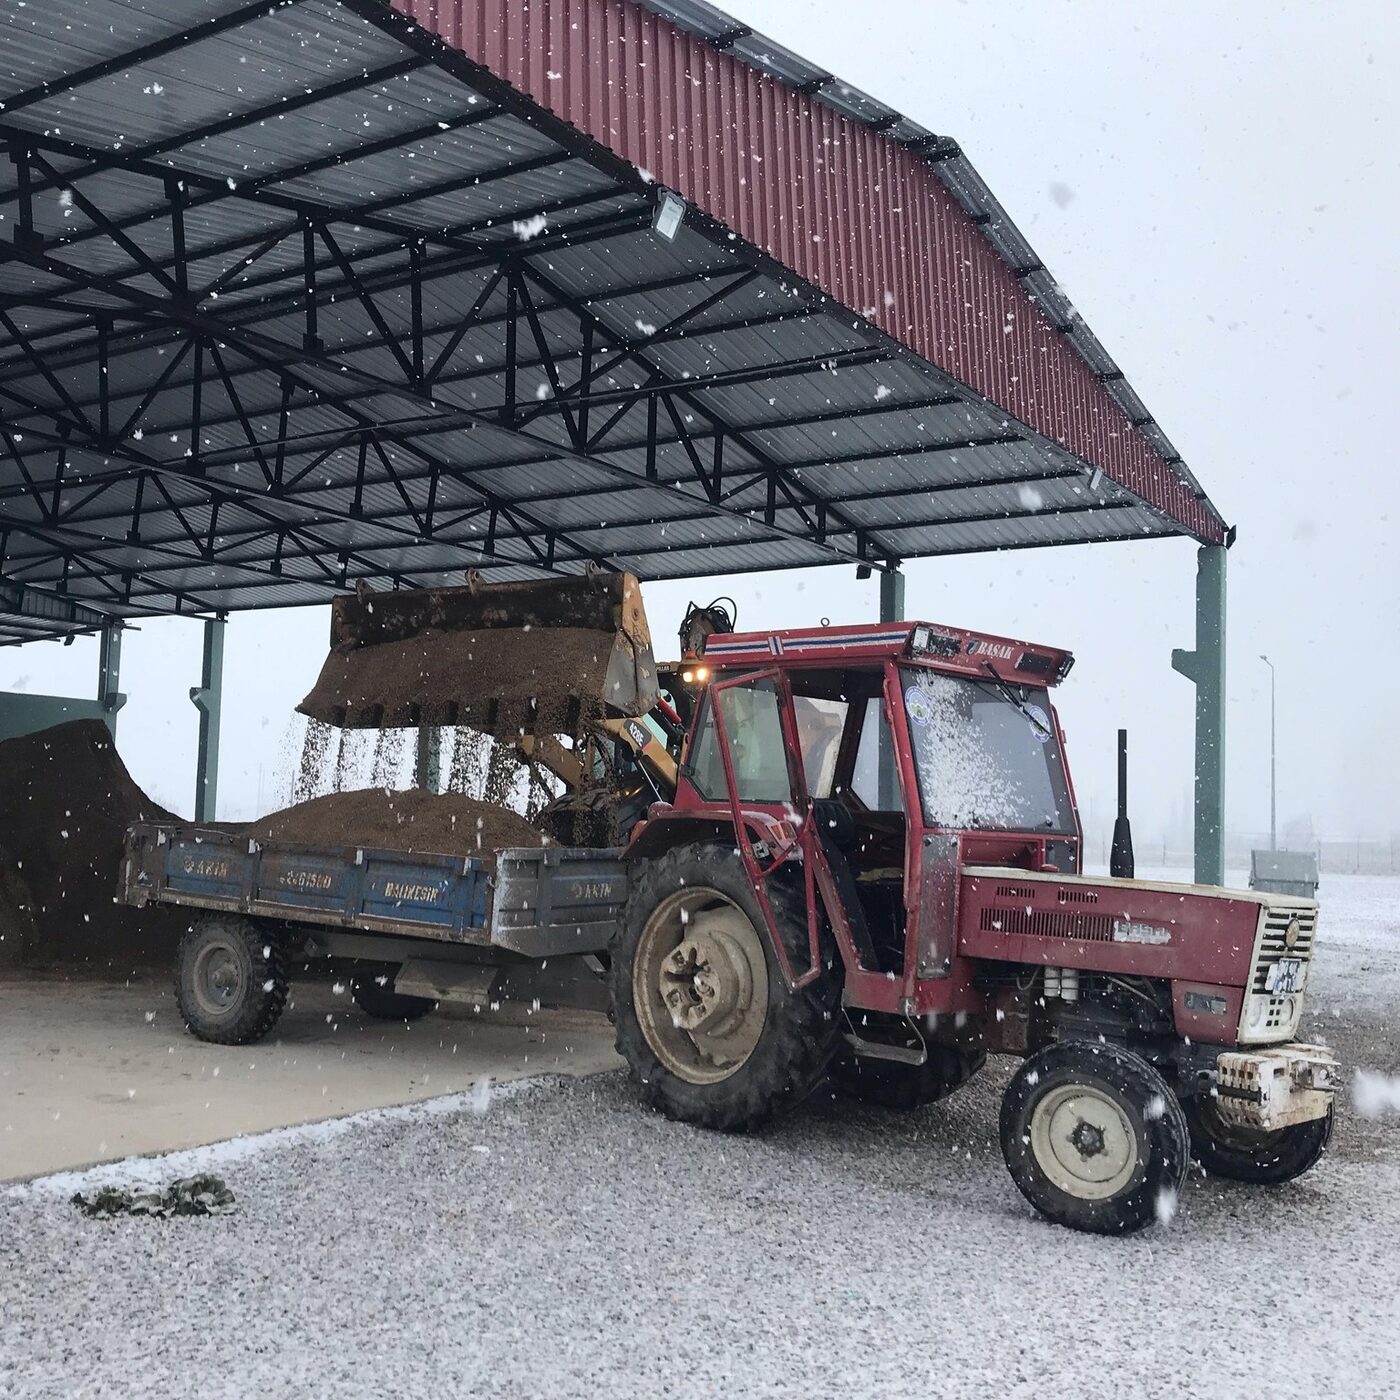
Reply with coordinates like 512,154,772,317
1250,906,1318,993
980,905,1116,942
1239,900,1319,1044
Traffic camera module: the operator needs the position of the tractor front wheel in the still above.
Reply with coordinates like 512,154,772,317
609,843,841,1132
1000,1041,1190,1235
1184,1096,1332,1185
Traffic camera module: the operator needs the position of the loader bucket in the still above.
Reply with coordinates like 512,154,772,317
297,572,659,737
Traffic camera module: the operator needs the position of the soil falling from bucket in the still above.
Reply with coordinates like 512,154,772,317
294,720,334,803
369,728,407,790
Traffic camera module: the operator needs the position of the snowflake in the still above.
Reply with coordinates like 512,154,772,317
511,213,548,241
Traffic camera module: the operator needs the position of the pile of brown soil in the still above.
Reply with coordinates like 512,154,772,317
0,720,187,969
298,626,618,734
243,788,547,863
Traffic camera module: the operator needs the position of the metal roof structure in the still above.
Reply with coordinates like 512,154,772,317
0,0,1229,646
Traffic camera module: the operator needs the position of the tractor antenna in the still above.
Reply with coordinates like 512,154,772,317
1110,728,1135,880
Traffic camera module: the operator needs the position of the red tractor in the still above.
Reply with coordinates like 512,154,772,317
609,619,1338,1234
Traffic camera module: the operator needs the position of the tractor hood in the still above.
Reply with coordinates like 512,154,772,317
958,866,1320,1046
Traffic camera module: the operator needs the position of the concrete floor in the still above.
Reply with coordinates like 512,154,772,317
0,972,620,1182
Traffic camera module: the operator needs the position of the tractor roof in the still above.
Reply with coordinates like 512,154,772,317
700,621,1074,686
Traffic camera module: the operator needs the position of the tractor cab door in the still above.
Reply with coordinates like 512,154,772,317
688,671,874,990
884,664,961,988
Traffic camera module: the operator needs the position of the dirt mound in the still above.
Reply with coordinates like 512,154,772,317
0,720,187,969
243,789,547,862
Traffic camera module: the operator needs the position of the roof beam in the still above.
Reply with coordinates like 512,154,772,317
517,261,900,559
28,102,511,269
0,123,608,269
0,574,110,630
22,56,430,198
0,236,891,574
0,202,648,378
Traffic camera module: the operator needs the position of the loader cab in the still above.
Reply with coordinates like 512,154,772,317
667,621,1081,997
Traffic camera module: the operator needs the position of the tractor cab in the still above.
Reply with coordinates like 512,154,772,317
655,620,1080,1014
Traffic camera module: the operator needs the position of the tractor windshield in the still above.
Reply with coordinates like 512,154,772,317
899,666,1074,833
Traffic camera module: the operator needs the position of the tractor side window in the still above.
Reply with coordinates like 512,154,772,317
686,679,793,803
849,697,895,810
791,696,847,798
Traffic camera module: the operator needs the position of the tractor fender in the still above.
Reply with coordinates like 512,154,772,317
625,808,793,861
624,813,826,990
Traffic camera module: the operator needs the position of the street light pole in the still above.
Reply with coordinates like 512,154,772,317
1260,654,1276,851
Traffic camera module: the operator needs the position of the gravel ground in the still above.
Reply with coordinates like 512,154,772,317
3,874,1398,1399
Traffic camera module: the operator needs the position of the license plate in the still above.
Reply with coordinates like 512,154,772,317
1265,957,1304,994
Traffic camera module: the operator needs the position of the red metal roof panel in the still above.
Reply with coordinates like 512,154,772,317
389,0,1223,543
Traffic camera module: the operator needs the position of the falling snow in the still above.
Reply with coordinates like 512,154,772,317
1353,1069,1400,1118
511,213,548,241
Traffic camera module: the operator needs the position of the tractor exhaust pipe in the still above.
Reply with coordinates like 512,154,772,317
1110,727,1136,880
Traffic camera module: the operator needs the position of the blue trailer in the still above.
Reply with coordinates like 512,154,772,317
121,822,627,1044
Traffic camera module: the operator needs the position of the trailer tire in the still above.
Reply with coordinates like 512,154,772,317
175,915,288,1046
1184,1096,1333,1185
1000,1041,1189,1235
831,1048,986,1112
350,972,437,1023
610,842,841,1132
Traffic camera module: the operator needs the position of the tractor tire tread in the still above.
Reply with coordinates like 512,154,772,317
1184,1096,1333,1185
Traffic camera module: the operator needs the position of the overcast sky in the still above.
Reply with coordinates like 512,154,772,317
2,0,1396,856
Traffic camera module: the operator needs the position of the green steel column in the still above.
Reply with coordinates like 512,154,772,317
878,566,905,810
879,567,906,627
415,725,442,793
1171,546,1227,885
97,622,125,737
190,615,226,822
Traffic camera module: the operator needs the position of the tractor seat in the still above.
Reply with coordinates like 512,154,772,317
811,797,857,851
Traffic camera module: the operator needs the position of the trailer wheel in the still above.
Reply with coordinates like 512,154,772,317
1000,1041,1189,1235
350,972,437,1023
175,915,288,1046
610,843,841,1132
1184,1096,1332,1185
831,1048,986,1112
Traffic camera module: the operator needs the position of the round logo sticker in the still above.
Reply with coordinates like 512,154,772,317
905,684,933,727
1025,703,1052,743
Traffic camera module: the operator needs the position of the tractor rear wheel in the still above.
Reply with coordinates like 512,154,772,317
1184,1095,1332,1185
350,971,438,1023
609,843,841,1132
1000,1040,1190,1234
175,914,288,1046
832,1047,986,1112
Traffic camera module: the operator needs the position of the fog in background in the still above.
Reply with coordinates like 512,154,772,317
1,0,1396,862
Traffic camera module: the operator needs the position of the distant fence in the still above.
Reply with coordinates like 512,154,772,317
1083,834,1400,877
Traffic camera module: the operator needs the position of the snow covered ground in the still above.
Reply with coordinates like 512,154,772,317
2,875,1397,1399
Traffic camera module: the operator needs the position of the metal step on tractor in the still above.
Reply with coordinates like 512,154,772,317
128,572,1338,1235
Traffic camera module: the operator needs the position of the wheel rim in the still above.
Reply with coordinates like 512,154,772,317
191,939,245,1019
1029,1082,1140,1200
632,887,769,1085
